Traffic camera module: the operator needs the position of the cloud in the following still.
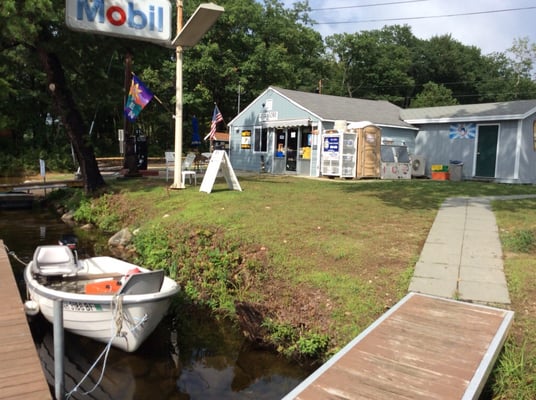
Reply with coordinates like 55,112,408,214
287,0,536,55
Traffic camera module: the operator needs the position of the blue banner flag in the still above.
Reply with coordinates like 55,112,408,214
192,116,201,146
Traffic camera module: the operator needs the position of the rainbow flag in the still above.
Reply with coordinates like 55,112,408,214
124,75,154,122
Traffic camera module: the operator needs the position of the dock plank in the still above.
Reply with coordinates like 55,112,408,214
0,240,52,400
283,292,513,400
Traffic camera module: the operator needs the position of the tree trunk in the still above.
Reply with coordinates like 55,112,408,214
37,48,105,193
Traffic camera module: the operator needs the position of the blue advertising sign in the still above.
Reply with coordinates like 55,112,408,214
323,136,339,152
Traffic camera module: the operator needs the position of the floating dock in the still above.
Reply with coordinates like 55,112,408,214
283,292,513,400
0,240,52,399
0,192,35,210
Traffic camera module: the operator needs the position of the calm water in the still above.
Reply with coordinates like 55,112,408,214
0,207,309,399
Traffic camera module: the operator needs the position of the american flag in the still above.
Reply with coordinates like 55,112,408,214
204,105,223,141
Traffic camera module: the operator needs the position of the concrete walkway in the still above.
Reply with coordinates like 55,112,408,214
409,195,536,305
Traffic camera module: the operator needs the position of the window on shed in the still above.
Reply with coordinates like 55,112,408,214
254,126,268,152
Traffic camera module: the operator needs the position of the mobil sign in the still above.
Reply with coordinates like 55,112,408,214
66,0,172,45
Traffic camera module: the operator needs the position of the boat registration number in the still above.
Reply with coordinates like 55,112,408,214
63,301,103,312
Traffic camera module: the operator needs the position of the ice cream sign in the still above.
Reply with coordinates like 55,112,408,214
66,0,172,45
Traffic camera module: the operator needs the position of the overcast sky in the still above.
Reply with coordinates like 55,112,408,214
285,0,536,55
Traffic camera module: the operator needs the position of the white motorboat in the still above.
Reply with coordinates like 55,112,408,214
24,245,179,352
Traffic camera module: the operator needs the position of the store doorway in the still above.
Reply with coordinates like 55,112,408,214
286,129,298,171
475,125,498,178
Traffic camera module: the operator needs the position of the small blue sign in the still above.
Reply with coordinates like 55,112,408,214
324,136,339,152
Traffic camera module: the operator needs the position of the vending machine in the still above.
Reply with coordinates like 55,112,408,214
321,131,357,178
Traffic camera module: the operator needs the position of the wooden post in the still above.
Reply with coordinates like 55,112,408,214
123,52,139,176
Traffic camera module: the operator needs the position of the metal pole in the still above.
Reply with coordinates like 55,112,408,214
171,0,185,189
54,299,65,400
237,82,241,115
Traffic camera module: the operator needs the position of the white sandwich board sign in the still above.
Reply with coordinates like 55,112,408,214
199,150,242,194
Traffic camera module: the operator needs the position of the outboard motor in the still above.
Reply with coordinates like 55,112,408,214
59,234,78,250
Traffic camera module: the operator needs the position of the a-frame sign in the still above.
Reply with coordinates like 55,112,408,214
199,150,242,193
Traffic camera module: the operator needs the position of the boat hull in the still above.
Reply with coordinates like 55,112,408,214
24,256,179,352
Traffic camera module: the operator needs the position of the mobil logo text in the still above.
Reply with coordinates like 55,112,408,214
65,0,172,44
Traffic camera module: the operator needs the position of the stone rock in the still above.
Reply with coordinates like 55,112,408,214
108,227,132,247
61,210,75,221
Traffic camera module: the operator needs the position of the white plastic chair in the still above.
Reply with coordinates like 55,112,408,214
165,152,197,185
165,151,175,182
182,153,197,185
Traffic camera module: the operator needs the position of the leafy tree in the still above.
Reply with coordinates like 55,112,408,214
325,26,415,106
0,1,52,153
508,37,536,80
410,81,458,108
475,52,536,102
1,0,106,191
181,0,325,131
413,34,485,104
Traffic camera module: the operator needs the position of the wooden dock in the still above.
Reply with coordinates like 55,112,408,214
283,292,514,400
0,181,82,193
0,240,52,400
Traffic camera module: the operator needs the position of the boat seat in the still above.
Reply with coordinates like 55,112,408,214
31,245,79,276
119,270,165,295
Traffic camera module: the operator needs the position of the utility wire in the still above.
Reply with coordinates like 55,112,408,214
310,0,428,12
313,6,536,25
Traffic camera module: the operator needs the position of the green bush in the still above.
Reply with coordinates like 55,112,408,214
262,318,329,359
131,223,175,276
294,332,330,358
72,194,121,232
130,222,256,314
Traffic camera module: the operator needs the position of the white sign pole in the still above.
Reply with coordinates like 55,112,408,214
39,159,46,196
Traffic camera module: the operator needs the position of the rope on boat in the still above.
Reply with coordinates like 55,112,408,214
3,246,33,302
113,293,124,335
65,294,124,399
130,313,149,333
3,244,28,266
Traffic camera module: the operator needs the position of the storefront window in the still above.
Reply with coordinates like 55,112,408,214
254,126,268,152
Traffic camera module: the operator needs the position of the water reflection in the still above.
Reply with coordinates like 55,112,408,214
29,310,305,400
32,315,137,400
173,312,305,400
1,208,309,399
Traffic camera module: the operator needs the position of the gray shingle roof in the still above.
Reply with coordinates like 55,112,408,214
271,86,414,129
400,99,536,123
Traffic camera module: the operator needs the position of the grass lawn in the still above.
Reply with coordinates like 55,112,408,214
56,174,536,398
